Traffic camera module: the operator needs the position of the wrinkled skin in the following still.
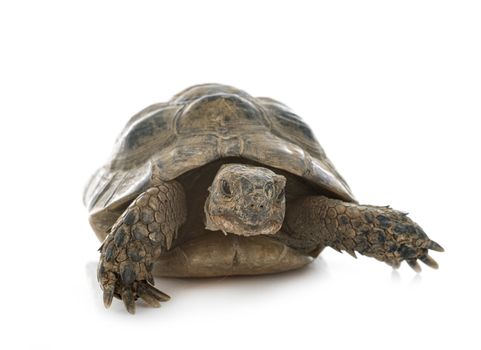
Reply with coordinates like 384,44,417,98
204,164,286,236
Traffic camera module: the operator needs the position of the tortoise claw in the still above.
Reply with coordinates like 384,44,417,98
420,255,439,269
137,285,161,308
144,283,170,301
103,286,114,309
428,241,444,252
407,259,422,273
122,289,136,314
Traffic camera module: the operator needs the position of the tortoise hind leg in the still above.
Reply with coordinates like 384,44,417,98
97,180,187,314
285,196,444,271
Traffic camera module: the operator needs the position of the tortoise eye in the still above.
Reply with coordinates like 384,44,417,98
221,180,232,196
264,182,274,198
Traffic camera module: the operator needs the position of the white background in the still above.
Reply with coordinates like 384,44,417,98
1,1,480,349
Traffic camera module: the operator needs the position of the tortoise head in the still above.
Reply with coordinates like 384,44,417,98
205,164,286,236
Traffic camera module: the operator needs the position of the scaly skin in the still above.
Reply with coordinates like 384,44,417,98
97,181,187,314
285,196,444,270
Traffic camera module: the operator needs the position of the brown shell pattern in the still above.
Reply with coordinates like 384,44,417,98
84,84,355,221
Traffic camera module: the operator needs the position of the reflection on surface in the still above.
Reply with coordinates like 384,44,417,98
391,268,401,283
390,266,423,284
85,257,330,314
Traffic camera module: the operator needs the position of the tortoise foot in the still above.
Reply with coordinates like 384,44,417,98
287,196,444,272
98,254,170,314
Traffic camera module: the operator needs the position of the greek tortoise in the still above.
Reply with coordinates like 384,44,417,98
84,83,443,313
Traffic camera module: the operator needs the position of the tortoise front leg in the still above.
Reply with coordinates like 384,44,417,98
97,181,187,314
285,196,444,271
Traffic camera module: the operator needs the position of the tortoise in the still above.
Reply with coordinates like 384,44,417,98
84,83,444,313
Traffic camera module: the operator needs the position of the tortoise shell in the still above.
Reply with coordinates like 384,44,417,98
84,84,355,238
